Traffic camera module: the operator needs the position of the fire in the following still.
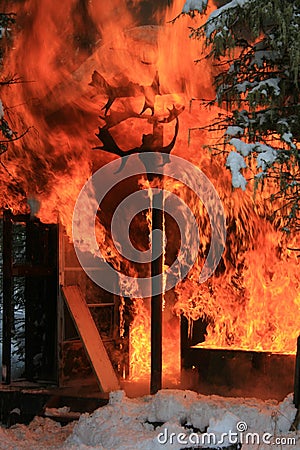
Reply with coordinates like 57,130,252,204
173,158,300,354
129,297,180,385
129,178,180,384
129,299,151,381
1,0,299,390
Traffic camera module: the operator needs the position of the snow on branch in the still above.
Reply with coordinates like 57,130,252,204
182,0,208,14
256,145,277,171
226,151,247,190
226,137,280,190
205,0,252,38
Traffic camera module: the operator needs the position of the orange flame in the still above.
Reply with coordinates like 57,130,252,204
1,0,299,389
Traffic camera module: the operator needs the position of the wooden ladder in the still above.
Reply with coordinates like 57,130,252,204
61,285,120,392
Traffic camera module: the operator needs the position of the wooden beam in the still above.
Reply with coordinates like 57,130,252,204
61,286,120,392
12,264,53,277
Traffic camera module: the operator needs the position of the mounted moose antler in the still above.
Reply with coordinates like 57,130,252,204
94,115,180,172
157,105,185,123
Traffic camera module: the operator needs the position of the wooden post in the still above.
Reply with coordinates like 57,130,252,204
2,210,13,384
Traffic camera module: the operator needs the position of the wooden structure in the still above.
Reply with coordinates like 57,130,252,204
2,210,58,384
58,225,123,391
1,210,121,394
62,286,119,392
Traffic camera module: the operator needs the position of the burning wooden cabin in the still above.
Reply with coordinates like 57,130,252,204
0,0,299,421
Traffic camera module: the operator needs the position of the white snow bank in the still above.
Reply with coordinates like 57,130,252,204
65,390,298,449
0,390,298,449
0,416,74,450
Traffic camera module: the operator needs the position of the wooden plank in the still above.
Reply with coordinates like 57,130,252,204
61,286,120,392
12,264,53,277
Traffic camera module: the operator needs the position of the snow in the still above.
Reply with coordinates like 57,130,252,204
206,411,240,447
234,78,281,98
282,131,296,149
205,0,251,38
249,78,281,97
225,138,281,189
229,138,254,157
226,151,247,190
236,81,253,93
250,50,277,68
182,0,207,14
225,126,244,137
0,389,298,449
0,416,74,449
256,145,277,171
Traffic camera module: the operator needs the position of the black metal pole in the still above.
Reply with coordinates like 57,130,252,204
2,210,13,384
150,188,163,394
148,123,164,395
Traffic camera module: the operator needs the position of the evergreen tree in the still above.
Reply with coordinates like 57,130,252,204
0,12,17,154
182,0,300,233
0,13,16,142
1,12,26,371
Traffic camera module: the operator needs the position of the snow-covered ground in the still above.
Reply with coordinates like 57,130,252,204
0,389,299,449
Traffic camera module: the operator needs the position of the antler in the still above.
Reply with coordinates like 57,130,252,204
93,127,124,157
157,105,185,123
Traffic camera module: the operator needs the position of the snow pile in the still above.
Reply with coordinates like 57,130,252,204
0,416,75,450
65,389,298,450
0,390,298,449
